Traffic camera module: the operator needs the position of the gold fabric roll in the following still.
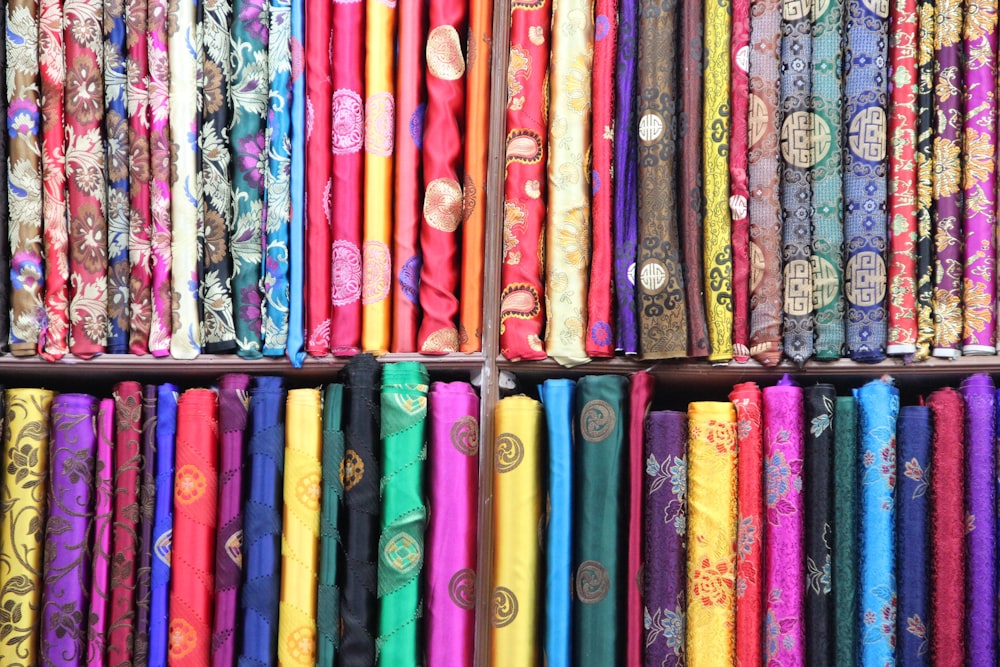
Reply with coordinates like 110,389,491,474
490,396,543,666
277,389,323,666
0,389,54,666
686,401,737,665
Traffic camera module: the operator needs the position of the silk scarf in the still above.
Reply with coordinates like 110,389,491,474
105,0,130,353
150,384,178,666
896,404,930,665
88,398,114,667
127,0,153,354
147,0,172,356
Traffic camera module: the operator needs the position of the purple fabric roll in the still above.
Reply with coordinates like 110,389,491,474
88,398,115,667
134,383,158,665
213,374,250,666
962,374,997,664
643,410,687,666
42,393,100,666
612,0,638,353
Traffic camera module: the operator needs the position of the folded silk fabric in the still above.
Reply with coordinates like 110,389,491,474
127,0,153,354
286,0,306,367
278,389,322,666
169,389,219,664
134,384,158,665
240,376,285,666
88,398,114,666
150,384,178,666
855,378,899,665
317,385,344,667
914,0,934,360
804,384,835,665
627,372,654,663
729,0,750,362
377,364,429,664
105,0,130,354
0,6,9,355
426,381,479,665
896,404,931,665
491,396,543,666
685,402,737,665
42,393,99,666
644,410,687,667
0,389,52,667
540,379,573,667
147,0,172,356
612,0,638,354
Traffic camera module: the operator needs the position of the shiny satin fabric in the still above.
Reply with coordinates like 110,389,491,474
42,393,99,666
499,0,550,361
147,0,172,357
150,384,178,666
927,387,965,666
167,0,202,359
105,0,130,353
459,0,492,352
762,378,805,665
540,379,574,667
804,384,836,665
230,0,268,359
134,384,158,665
40,0,68,361
643,410,687,667
491,396,543,666
277,389,322,666
832,396,858,666
914,0,934,360
212,374,250,667
304,0,333,357
425,381,479,665
108,382,143,666
0,389,52,666
377,364,429,664
626,372,653,664
416,0,467,355
685,401,737,666
729,381,763,667
961,374,997,663
287,0,306,367
340,355,381,666
317,384,344,667
855,378,899,665
0,7,9,355
729,0,750,362
361,0,396,355
390,0,425,353
896,405,931,666
7,0,45,356
127,0,153,354
240,376,285,666
544,0,593,366
88,399,114,667
169,389,219,665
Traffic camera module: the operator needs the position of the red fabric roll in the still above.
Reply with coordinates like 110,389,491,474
729,0,751,362
627,371,654,663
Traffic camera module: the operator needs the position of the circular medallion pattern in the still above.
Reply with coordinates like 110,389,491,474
362,241,391,305
421,327,460,353
495,432,525,473
781,111,818,168
424,178,464,232
383,531,422,574
575,560,610,604
580,399,616,442
640,259,667,293
491,587,519,628
331,240,362,306
848,107,887,162
451,415,480,455
331,89,364,155
340,449,365,491
427,25,466,80
845,251,887,307
638,111,664,144
449,569,477,610
365,92,395,157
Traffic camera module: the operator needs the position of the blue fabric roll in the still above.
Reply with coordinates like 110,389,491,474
149,383,178,666
855,378,898,665
287,0,306,367
895,404,930,665
239,376,286,666
540,379,575,667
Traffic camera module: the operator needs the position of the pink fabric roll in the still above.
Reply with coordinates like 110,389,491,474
88,398,115,666
425,381,480,664
628,370,654,663
147,0,172,356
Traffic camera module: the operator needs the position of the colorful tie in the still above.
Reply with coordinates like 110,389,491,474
127,0,153,354
89,398,114,666
262,0,291,357
804,384,835,663
106,0,130,354
200,0,237,355
40,0,68,361
317,384,344,667
612,0,638,354
0,389,52,667
287,0,305,367
729,0,751,361
545,0,593,367
361,0,396,355
961,1,998,354
8,0,45,357
416,0,467,354
147,0,172,356
150,384,178,665
914,0,934,359
747,0,783,365
391,0,425,354
636,0,687,359
896,404,931,665
811,0,846,360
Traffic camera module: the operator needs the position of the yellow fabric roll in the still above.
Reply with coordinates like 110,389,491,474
277,389,323,667
702,0,734,362
361,0,396,355
543,0,593,368
0,388,54,666
686,401,737,665
491,396,543,666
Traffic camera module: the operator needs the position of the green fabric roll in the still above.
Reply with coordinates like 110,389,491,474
318,384,344,666
573,375,629,665
833,396,858,665
377,363,430,665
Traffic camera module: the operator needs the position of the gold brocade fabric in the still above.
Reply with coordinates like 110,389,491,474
686,401,737,665
490,396,543,666
544,0,593,368
702,0,734,362
0,389,53,666
277,389,322,666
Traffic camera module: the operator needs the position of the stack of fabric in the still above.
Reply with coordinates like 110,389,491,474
491,370,993,665
0,0,492,364
0,356,480,666
500,0,1000,367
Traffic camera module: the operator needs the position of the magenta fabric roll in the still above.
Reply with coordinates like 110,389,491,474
425,381,480,665
88,398,115,666
147,0,172,356
763,375,805,666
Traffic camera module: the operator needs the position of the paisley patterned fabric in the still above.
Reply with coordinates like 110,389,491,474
105,0,130,353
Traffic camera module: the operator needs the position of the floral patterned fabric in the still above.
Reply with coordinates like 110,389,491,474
896,404,931,666
147,0,172,356
127,0,153,354
105,0,130,353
